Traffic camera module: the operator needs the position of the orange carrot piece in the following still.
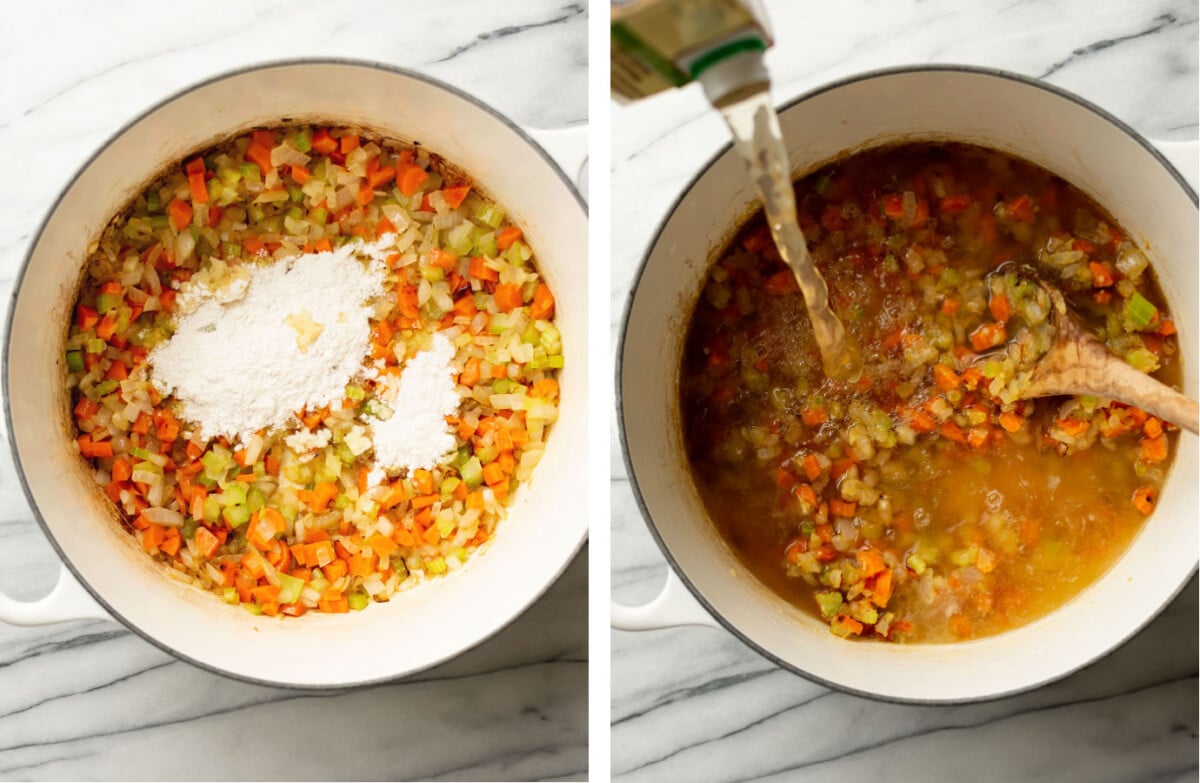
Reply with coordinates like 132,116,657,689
939,420,967,443
469,256,499,282
339,133,359,154
442,184,471,209
396,163,429,197
494,283,523,313
496,226,523,250
1139,434,1168,462
529,283,555,320
290,164,310,184
969,322,1006,352
168,198,192,231
348,551,377,577
932,363,960,392
998,411,1024,433
870,569,894,607
1131,485,1156,514
194,526,221,559
245,141,273,175
188,170,209,205
829,499,857,518
988,292,1011,323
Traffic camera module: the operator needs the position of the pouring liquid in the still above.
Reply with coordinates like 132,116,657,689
715,85,863,381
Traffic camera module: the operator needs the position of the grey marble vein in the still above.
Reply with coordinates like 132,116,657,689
0,1,587,781
611,1,1198,781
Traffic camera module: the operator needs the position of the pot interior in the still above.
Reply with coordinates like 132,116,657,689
7,62,587,687
621,68,1197,702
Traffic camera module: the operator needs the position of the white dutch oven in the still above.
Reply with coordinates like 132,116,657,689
615,66,1197,702
2,60,588,688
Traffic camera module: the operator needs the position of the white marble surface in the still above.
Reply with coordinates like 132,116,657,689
611,2,1198,781
0,2,587,781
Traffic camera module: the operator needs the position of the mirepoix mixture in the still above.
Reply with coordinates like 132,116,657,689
67,126,563,618
680,143,1180,643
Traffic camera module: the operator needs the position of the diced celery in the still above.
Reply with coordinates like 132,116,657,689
238,162,261,182
277,573,304,605
421,266,445,283
493,378,513,394
815,591,843,618
334,493,353,511
348,592,369,611
1125,347,1159,374
288,187,303,204
310,207,327,225
949,546,978,567
1124,292,1158,330
65,351,84,372
202,447,232,481
203,496,222,523
149,215,170,230
95,292,120,314
94,380,118,397
207,178,224,202
425,557,448,575
441,477,460,498
475,202,505,229
86,337,105,354
242,602,262,616
292,129,312,153
222,505,250,527
222,482,248,507
247,488,266,512
849,601,879,625
146,191,161,212
345,384,365,401
906,554,927,575
540,323,562,355
221,587,239,604
474,445,498,466
475,231,497,258
546,355,565,369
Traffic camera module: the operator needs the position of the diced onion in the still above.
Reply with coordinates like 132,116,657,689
144,506,185,528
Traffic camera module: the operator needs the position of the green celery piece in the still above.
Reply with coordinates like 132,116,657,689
815,591,843,618
277,573,304,605
146,191,161,212
65,351,84,372
96,293,121,313
348,592,369,611
310,207,327,225
459,455,486,487
1124,292,1158,329
292,129,312,153
94,380,118,397
222,505,250,528
474,445,498,466
247,488,267,513
546,355,565,369
203,496,222,523
1125,348,1159,374
288,188,303,204
222,483,248,507
425,557,448,575
85,337,105,354
345,384,366,401
493,378,513,394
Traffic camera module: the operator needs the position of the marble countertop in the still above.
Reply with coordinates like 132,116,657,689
0,2,587,781
611,1,1198,781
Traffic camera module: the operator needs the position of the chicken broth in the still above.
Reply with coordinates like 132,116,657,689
680,143,1180,643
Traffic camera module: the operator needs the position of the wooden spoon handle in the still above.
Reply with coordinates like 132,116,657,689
1088,356,1199,435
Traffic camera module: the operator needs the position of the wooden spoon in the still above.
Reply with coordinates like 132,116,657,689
1017,271,1198,434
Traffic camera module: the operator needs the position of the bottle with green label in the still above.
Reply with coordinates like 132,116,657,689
611,0,774,106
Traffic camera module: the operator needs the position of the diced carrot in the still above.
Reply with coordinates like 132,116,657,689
318,589,349,614
969,322,1006,352
430,248,457,269
159,528,182,556
932,363,960,392
482,461,506,487
801,406,828,427
988,292,1011,323
290,164,310,184
880,193,904,218
469,256,499,282
242,236,266,257
168,198,192,231
307,540,336,568
355,181,373,206
998,411,1024,433
857,548,886,577
830,499,857,518
1139,434,1168,462
802,454,822,481
245,141,273,175
459,357,483,387
396,163,429,197
1004,194,1035,223
763,270,796,296
939,420,967,443
870,569,894,607
368,533,398,559
830,457,857,480
494,283,524,313
831,615,864,636
311,129,337,155
194,526,221,559
411,494,439,509
529,283,556,320
1131,485,1156,514
1143,418,1163,439
496,226,523,251
412,469,435,495
1056,418,1089,437
442,184,472,209
141,523,166,553
940,298,961,316
111,456,132,482
131,411,151,434
939,194,972,213
967,426,990,449
1089,261,1114,288
530,378,559,399
339,133,359,154
188,169,209,205
104,360,128,381
348,552,377,577
76,304,100,331
794,483,818,509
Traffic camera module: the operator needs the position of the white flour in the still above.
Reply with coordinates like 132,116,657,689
150,243,385,441
368,332,461,482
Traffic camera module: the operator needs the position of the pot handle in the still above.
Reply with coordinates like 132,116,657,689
0,565,111,625
524,124,590,199
1149,138,1198,191
611,566,721,631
